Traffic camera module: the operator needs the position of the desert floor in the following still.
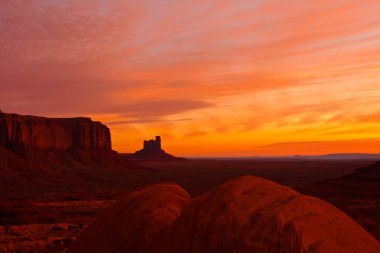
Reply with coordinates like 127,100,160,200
0,159,377,252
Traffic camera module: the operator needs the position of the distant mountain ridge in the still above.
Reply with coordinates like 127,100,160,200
192,153,380,160
292,153,380,160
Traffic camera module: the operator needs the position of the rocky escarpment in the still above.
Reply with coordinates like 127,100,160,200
70,176,380,253
0,110,122,169
0,111,111,152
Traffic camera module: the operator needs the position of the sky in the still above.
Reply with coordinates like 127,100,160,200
1,0,380,156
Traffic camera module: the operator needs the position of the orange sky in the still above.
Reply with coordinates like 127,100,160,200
1,0,380,156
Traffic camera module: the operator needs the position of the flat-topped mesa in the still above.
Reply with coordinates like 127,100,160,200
0,111,112,152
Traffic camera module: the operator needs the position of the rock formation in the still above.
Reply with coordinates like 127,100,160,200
0,110,111,152
143,136,162,152
69,175,380,253
0,110,126,169
69,183,191,253
300,161,380,241
133,136,182,160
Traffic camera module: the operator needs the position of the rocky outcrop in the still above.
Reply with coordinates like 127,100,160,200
70,176,380,253
0,111,111,152
133,136,183,160
300,161,380,241
69,183,191,253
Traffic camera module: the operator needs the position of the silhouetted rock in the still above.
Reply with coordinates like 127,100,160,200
133,136,183,160
70,176,380,253
144,136,162,152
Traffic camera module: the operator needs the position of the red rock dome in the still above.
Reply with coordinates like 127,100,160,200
70,176,380,253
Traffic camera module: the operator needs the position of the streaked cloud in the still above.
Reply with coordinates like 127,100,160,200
1,0,380,155
107,118,193,125
251,139,380,156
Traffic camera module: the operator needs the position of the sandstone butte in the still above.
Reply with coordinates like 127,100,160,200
69,175,380,253
133,136,181,160
0,110,111,152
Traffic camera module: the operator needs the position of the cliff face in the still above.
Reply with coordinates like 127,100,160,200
0,111,111,151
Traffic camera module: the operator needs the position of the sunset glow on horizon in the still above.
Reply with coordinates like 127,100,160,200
1,0,380,156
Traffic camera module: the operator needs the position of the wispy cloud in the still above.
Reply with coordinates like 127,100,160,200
252,139,380,156
107,118,193,125
1,0,380,155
